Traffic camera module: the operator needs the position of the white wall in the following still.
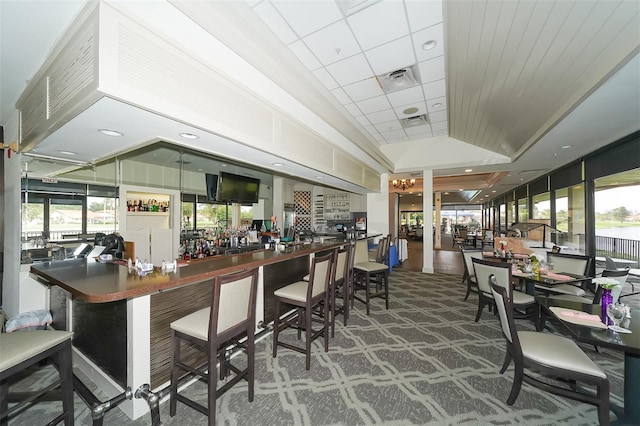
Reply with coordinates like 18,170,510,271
422,170,434,274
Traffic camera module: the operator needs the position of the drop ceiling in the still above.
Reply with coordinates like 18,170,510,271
1,0,639,201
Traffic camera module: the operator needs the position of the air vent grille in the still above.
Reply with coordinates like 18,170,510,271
377,65,420,93
401,114,429,128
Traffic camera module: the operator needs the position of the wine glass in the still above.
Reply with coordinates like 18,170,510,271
607,303,627,328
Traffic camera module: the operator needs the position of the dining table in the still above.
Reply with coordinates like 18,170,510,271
513,269,592,296
536,296,640,424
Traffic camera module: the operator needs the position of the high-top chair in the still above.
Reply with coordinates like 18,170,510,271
273,252,333,370
1,330,74,425
460,248,483,300
353,239,389,315
490,281,610,425
472,257,537,324
330,244,352,336
169,268,259,425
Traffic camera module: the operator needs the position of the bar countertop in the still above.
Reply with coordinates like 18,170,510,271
30,241,346,303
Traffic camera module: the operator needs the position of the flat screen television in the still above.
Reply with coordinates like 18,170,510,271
205,173,218,201
216,171,260,204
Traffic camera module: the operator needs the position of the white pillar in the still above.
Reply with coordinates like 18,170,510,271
366,173,389,240
422,170,434,273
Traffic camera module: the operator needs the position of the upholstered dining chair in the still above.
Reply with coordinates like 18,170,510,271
472,257,537,324
273,251,333,370
551,268,629,305
169,267,259,425
536,252,593,296
1,329,74,425
461,248,483,300
353,239,389,315
330,244,352,337
490,281,610,425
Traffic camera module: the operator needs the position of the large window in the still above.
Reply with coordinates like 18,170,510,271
555,184,585,253
518,198,529,222
532,193,551,219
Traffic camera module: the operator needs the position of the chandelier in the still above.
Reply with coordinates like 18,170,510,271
392,178,416,191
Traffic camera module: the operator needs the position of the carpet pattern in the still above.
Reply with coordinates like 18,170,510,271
8,269,628,425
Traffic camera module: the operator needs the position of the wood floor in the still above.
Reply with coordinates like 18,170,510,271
396,234,464,276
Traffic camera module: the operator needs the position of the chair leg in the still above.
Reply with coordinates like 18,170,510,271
384,272,389,310
58,340,74,426
207,351,216,426
500,351,512,374
272,299,281,358
305,305,313,370
597,380,610,426
247,332,255,403
323,297,329,353
169,331,179,417
464,280,472,301
475,297,485,322
365,274,371,316
506,362,524,405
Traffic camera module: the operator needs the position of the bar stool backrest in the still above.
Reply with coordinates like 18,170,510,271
210,268,259,342
310,252,333,299
354,240,369,264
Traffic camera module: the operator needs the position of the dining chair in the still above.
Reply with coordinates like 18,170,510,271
490,281,610,426
169,268,259,425
472,257,537,324
604,257,637,296
551,245,562,253
330,244,351,336
537,252,592,296
273,251,333,370
353,239,389,315
1,330,74,425
551,268,629,305
460,248,483,301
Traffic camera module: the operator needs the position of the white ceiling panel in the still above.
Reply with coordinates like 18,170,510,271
343,103,363,116
313,67,340,90
405,125,433,136
271,0,342,38
426,96,446,113
412,23,444,62
364,36,415,75
379,128,406,138
417,55,445,84
430,121,448,132
429,110,447,123
289,40,322,70
394,101,427,118
347,1,409,50
355,115,372,126
303,20,361,66
405,0,443,32
329,87,352,104
341,77,384,102
386,86,424,108
375,120,403,133
325,53,373,85
422,79,446,100
367,109,399,124
356,95,392,114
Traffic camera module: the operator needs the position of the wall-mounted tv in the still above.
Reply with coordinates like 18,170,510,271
205,173,218,201
216,171,260,204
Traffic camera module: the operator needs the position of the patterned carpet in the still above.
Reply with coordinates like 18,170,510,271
9,270,629,425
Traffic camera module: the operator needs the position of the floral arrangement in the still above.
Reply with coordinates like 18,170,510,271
593,277,620,289
529,254,538,263
499,240,508,247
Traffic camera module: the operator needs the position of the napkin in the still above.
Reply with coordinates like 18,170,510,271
544,272,572,281
513,253,529,259
549,307,607,329
483,252,494,257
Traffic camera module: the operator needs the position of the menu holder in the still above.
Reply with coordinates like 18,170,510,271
549,307,607,329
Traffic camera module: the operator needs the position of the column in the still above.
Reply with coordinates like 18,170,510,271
434,191,442,249
422,170,434,273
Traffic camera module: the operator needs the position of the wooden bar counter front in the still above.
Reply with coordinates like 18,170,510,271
30,241,346,420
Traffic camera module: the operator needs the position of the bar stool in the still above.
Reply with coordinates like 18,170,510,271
0,330,74,425
330,244,352,337
353,239,389,315
272,251,333,370
169,268,259,426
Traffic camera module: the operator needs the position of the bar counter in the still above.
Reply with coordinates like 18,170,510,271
28,240,350,420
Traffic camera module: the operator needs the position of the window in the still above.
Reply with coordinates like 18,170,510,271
507,201,516,225
518,198,529,222
532,193,551,219
555,184,585,253
87,196,118,235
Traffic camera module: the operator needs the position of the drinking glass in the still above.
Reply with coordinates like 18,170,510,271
606,303,627,328
523,258,532,273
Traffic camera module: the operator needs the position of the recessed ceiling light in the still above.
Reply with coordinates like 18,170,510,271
418,193,422,196
422,40,437,51
316,176,323,179
491,190,496,193
465,169,472,172
58,150,77,156
561,145,573,149
179,132,199,139
403,107,419,115
444,192,449,195
221,163,228,167
459,188,464,191
98,129,123,137
485,195,489,197
432,102,442,108
272,162,284,166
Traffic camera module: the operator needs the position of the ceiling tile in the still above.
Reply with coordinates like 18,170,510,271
418,56,445,84
314,68,339,90
253,1,299,44
341,77,384,101
356,95,391,114
372,134,386,144
364,36,416,75
367,109,399,124
413,23,445,62
271,0,342,38
289,40,322,70
347,1,409,51
405,0,443,32
374,119,403,133
394,101,428,118
355,115,372,126
330,87,352,104
427,96,447,113
423,79,446,99
325,53,373,85
303,20,361,66
429,110,447,123
379,128,407,139
363,124,379,134
405,125,433,136
431,121,448,132
386,85,424,108
343,103,363,116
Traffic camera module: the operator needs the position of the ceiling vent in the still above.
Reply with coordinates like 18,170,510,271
336,0,382,16
378,65,420,93
401,114,429,128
